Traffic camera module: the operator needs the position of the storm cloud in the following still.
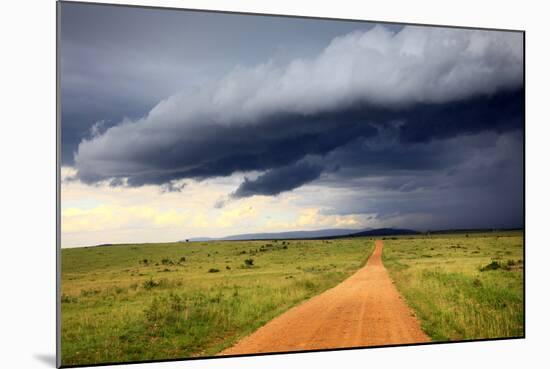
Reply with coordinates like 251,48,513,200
72,25,523,195
59,2,525,238
60,2,384,164
288,130,524,230
233,161,324,198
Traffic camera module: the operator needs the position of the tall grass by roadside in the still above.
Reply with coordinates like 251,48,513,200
382,232,524,341
61,238,374,365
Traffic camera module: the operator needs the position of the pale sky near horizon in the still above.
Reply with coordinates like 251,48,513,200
60,2,524,248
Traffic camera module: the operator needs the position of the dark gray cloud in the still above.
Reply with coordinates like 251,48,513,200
72,25,523,188
61,3,524,231
233,161,324,198
72,88,523,192
60,2,384,164
303,130,524,230
159,181,186,193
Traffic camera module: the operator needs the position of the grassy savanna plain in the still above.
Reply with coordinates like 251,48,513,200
382,231,524,341
60,232,524,366
60,239,374,366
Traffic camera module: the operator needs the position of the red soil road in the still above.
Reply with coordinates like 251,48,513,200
220,240,429,355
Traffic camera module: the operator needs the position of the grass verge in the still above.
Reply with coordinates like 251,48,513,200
382,232,524,341
61,238,374,365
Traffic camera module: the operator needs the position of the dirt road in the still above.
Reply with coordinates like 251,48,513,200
220,240,429,355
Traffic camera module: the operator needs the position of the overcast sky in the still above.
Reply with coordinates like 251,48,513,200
60,2,524,247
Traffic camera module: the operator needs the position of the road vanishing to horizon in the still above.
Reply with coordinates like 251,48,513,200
58,2,524,367
221,240,430,355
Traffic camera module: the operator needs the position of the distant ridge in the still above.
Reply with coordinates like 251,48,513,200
82,228,523,248
321,227,523,239
187,227,422,242
188,228,363,242
318,228,420,240
427,227,523,234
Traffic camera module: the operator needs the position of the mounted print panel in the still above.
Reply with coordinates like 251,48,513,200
57,1,525,367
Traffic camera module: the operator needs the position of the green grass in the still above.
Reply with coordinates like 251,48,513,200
61,232,525,365
382,231,524,341
61,239,374,366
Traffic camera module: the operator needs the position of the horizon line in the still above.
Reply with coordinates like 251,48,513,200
61,226,525,249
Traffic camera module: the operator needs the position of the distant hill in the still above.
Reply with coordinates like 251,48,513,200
320,228,420,239
188,228,364,242
427,228,523,234
187,227,421,242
